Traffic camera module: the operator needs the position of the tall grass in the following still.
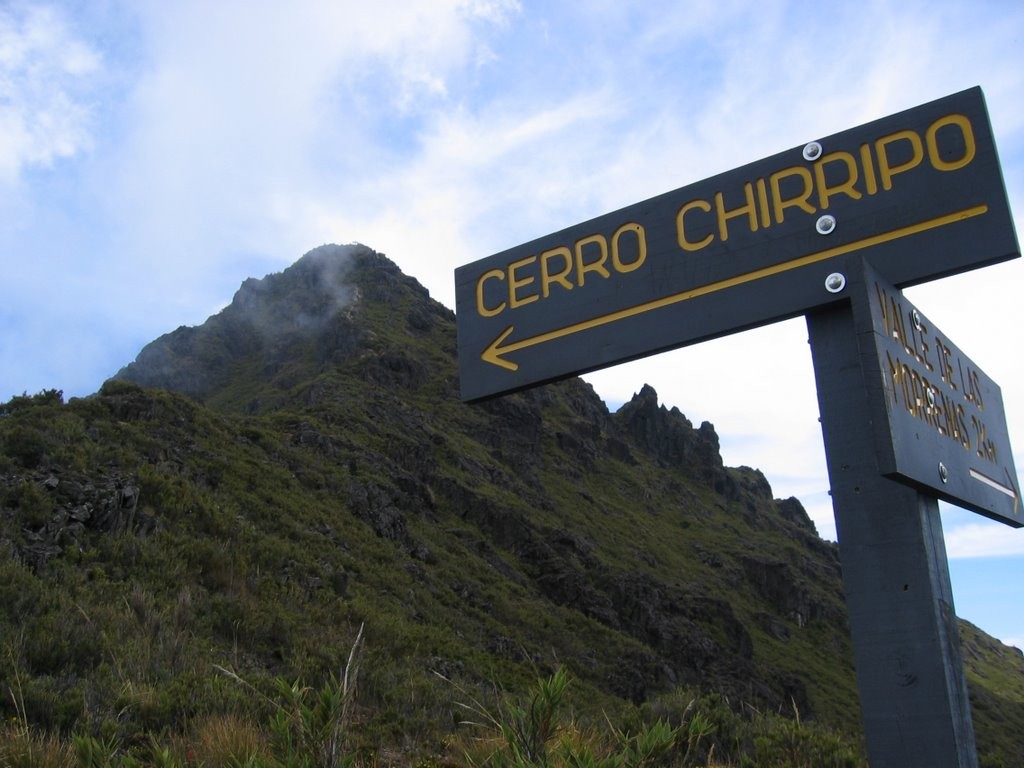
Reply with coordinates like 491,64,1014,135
214,623,364,768
0,649,866,768
448,667,686,768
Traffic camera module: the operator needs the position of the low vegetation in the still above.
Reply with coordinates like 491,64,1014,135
3,651,865,767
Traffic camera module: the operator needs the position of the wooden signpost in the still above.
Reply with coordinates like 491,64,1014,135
455,87,1021,766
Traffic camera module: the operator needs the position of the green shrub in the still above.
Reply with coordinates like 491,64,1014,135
0,561,43,625
73,733,123,768
216,623,364,768
743,707,860,768
5,480,56,527
2,425,53,468
0,656,74,767
0,389,64,417
452,668,682,768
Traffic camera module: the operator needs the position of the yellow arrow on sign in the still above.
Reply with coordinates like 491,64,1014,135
481,205,989,372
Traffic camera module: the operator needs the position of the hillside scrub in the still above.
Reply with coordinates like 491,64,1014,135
2,246,1022,765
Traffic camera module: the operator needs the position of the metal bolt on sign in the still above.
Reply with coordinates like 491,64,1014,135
803,140,823,161
825,272,847,293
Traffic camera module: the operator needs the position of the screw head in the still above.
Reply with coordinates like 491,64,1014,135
803,141,823,161
938,462,949,484
816,214,837,235
824,272,846,293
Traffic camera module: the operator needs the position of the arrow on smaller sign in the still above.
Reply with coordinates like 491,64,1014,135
969,467,1021,514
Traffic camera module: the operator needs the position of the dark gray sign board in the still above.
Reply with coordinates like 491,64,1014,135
455,86,1019,402
852,263,1020,527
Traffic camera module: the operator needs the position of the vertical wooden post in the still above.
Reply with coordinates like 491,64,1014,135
807,300,978,768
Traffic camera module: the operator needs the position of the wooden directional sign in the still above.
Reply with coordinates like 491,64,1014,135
455,86,1019,402
851,263,1021,526
456,86,1023,767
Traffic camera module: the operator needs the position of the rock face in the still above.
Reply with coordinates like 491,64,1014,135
9,468,151,569
613,384,729,492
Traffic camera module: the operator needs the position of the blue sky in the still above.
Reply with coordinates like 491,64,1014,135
2,1,1023,647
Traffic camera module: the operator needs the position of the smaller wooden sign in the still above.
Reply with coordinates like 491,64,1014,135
853,262,1020,526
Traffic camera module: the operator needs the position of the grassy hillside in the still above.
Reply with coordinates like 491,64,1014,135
1,244,1020,766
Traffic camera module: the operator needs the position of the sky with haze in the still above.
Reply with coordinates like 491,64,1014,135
2,1,1024,647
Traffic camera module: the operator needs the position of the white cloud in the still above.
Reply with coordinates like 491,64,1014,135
0,4,100,182
946,522,1024,559
1,0,540,361
68,0,525,337
460,0,521,25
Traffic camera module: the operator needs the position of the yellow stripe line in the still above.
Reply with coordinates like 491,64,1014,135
493,204,989,358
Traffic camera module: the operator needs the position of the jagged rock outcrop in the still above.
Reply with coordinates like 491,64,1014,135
3,467,154,570
613,384,731,494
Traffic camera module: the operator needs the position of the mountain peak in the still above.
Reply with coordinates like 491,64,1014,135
614,383,724,484
111,244,447,408
230,243,362,333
